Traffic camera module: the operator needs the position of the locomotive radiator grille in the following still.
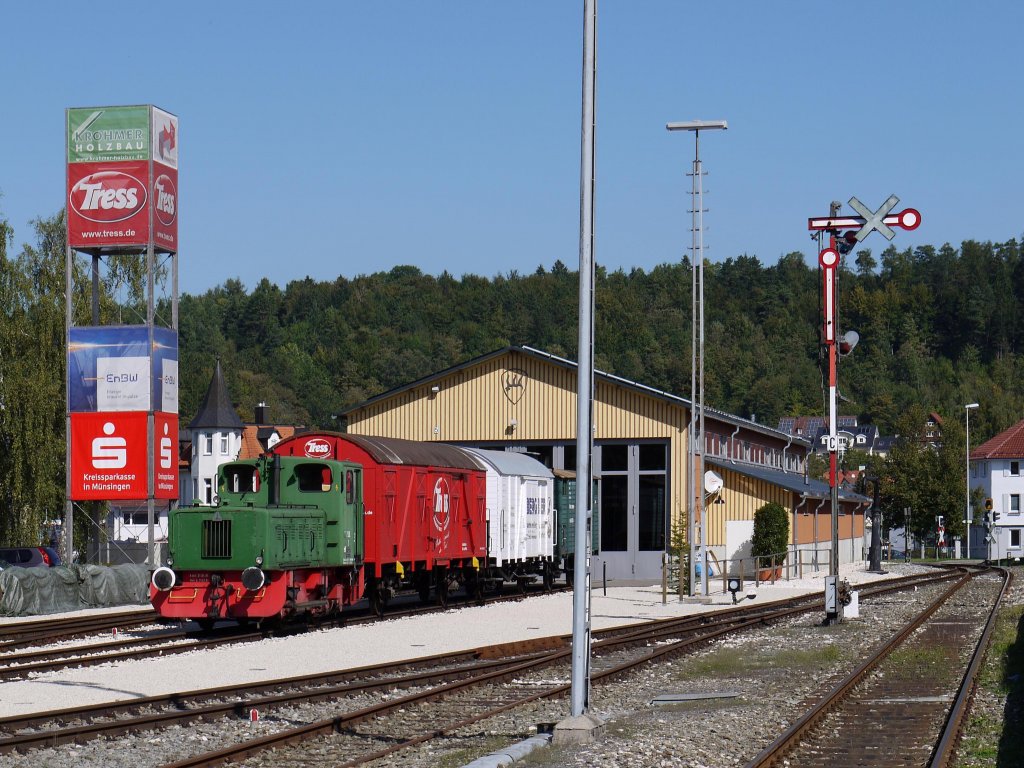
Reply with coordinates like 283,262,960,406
202,519,232,559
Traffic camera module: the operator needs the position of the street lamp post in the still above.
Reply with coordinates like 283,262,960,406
965,403,979,560
666,119,727,597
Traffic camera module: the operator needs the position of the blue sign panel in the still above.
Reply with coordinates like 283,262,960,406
68,326,178,414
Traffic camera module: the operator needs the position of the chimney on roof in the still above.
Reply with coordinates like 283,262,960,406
255,402,268,425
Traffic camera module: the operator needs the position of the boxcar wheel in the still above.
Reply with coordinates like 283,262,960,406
437,580,449,608
543,564,554,591
417,577,432,605
469,574,485,606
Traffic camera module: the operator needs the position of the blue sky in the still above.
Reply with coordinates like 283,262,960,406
2,2,1021,296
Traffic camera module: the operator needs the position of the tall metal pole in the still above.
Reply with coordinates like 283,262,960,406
965,402,978,559
690,136,701,597
666,120,726,597
695,133,707,597
64,243,74,565
570,0,596,719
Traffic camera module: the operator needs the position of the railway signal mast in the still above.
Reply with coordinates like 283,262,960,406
808,196,920,624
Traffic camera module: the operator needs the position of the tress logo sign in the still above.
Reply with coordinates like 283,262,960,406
303,438,333,458
154,173,176,225
70,170,147,223
67,160,150,248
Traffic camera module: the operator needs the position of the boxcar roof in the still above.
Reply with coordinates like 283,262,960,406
341,434,482,470
459,447,554,479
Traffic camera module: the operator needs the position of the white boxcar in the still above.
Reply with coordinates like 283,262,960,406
461,448,555,567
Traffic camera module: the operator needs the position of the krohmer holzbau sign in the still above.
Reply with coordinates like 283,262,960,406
66,105,178,251
67,106,150,163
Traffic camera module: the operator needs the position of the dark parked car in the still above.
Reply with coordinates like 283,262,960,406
0,546,61,568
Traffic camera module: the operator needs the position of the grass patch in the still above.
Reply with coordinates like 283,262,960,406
885,645,950,677
675,643,843,679
980,604,1024,693
957,598,1024,766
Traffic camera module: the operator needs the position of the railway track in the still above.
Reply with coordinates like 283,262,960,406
0,568,977,767
0,583,571,679
0,607,158,648
745,565,1009,767
0,569,950,765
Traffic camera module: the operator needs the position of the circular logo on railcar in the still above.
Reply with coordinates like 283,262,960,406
303,438,332,458
432,477,451,532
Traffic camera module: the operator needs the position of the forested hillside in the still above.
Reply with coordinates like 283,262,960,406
176,238,1024,444
2,210,1023,543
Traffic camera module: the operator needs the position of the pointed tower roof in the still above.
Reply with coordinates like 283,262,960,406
189,359,244,431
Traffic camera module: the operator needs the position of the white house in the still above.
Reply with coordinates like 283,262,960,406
188,359,245,507
969,417,1024,561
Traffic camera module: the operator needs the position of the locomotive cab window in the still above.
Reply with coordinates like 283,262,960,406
223,465,260,493
294,462,333,492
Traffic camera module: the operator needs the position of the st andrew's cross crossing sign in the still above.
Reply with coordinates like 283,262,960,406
808,195,921,241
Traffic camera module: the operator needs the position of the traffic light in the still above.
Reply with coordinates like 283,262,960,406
985,498,994,511
994,511,1001,522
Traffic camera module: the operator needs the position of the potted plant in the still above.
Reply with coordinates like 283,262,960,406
751,501,789,580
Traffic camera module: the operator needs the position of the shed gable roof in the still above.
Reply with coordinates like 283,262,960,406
340,345,806,447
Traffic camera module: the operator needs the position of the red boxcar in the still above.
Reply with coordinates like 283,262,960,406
271,432,488,609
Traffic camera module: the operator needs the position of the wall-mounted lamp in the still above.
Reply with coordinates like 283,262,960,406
430,385,440,394
509,418,518,429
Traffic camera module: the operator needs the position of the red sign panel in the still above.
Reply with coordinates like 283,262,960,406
67,160,151,249
154,412,179,499
152,162,178,252
70,412,149,500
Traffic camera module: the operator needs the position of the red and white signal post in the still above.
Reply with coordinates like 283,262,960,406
808,196,920,623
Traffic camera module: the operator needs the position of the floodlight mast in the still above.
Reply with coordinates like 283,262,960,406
666,119,727,598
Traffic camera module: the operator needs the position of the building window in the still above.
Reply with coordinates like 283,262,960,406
204,478,213,505
1012,495,1021,515
1012,529,1021,548
220,434,229,455
971,463,977,478
202,434,213,456
1012,461,1020,477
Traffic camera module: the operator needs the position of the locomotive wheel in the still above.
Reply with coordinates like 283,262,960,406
542,564,554,591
